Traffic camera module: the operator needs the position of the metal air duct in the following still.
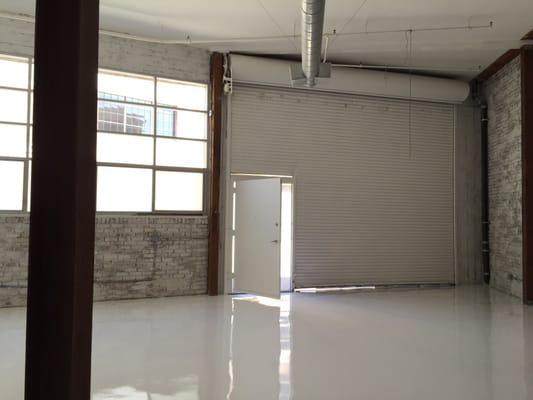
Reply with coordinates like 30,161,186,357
301,0,326,86
290,0,330,87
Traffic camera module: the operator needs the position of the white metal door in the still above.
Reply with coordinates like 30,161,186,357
234,178,281,298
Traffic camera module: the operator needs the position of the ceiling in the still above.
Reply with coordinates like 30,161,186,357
1,0,532,79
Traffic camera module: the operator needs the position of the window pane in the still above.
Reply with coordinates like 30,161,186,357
156,109,206,139
156,138,207,168
98,101,153,135
30,92,33,123
0,160,24,210
177,110,207,139
156,108,177,137
98,70,154,104
97,166,152,212
0,56,29,89
29,127,32,158
155,171,203,211
156,79,207,111
0,124,26,157
27,160,32,212
97,132,153,165
0,89,28,123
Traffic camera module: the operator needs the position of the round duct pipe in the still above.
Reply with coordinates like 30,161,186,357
301,0,326,87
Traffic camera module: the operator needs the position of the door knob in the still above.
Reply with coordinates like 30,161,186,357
271,240,279,243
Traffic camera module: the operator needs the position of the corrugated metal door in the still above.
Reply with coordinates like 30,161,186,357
230,84,455,287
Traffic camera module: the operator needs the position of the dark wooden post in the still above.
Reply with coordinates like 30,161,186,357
523,45,533,305
207,52,224,296
25,0,100,398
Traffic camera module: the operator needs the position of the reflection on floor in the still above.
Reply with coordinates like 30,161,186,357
1,285,533,399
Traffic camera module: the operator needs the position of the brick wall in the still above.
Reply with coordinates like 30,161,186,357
0,215,208,307
0,18,211,307
0,216,28,307
483,56,523,298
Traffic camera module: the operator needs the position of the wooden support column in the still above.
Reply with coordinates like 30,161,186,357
25,0,100,398
207,53,224,296
523,46,533,305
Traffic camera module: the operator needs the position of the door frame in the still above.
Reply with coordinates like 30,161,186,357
224,173,295,294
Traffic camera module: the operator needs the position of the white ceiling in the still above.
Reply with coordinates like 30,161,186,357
1,0,532,79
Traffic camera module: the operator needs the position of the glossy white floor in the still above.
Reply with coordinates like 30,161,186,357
1,285,533,399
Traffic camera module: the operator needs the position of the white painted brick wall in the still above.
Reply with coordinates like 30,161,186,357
483,56,523,299
0,215,209,307
0,18,211,307
0,18,210,82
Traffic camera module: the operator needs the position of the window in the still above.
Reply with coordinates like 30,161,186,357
0,55,32,211
97,70,209,212
0,55,209,213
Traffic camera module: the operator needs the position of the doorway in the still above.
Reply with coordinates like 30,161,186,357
228,174,294,297
280,182,293,292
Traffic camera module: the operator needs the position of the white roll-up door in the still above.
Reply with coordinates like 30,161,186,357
230,84,455,288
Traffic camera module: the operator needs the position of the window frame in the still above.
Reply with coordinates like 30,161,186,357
0,55,211,215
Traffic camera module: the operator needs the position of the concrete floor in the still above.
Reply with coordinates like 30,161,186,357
1,285,532,399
